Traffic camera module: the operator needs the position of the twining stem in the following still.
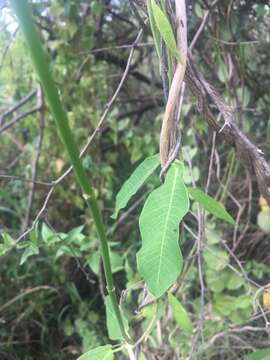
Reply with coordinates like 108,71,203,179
11,0,128,341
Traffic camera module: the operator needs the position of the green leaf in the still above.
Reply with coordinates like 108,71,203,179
168,293,193,334
19,227,40,265
20,245,39,265
86,251,100,274
235,294,251,309
213,294,236,316
110,251,124,273
41,222,60,245
188,187,235,225
146,0,161,59
65,225,85,244
0,233,15,256
105,296,128,340
77,345,114,360
226,273,245,290
205,269,229,293
150,0,182,62
137,161,190,297
204,246,229,271
245,348,270,360
112,154,160,219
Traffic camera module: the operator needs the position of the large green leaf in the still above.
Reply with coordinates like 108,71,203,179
245,348,270,360
77,345,114,360
150,0,182,62
137,161,189,297
112,154,160,219
105,296,128,340
168,293,193,334
188,187,235,225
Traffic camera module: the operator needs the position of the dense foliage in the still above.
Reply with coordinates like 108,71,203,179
0,0,270,359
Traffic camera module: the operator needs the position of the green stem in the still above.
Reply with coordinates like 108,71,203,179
11,0,128,341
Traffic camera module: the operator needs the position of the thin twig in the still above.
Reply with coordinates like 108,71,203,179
205,131,216,193
190,0,220,51
12,30,143,246
22,86,45,231
0,105,42,134
0,286,56,313
0,88,37,125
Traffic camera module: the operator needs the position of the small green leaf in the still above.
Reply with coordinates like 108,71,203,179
150,0,182,62
110,251,124,273
105,296,128,340
206,229,220,245
77,345,114,360
226,273,245,290
204,247,229,271
137,161,189,297
205,269,229,293
168,293,193,334
0,233,15,256
213,294,236,316
86,251,100,274
112,154,160,219
65,225,85,244
244,348,270,360
146,0,161,59
20,245,39,265
235,294,251,309
139,353,147,360
188,187,235,225
41,223,59,245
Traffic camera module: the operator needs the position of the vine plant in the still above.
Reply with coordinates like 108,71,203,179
11,0,236,359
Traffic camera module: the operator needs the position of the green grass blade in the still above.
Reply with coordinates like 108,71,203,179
11,0,128,341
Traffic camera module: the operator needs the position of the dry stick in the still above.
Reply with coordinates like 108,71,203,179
0,105,42,134
0,286,56,313
0,88,36,124
196,325,268,357
190,0,220,51
233,171,252,250
0,174,51,186
0,26,19,71
159,0,187,170
22,86,45,231
205,131,216,193
185,55,270,206
188,0,270,201
184,149,206,359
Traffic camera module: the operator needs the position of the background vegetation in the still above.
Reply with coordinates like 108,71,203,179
0,0,270,359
